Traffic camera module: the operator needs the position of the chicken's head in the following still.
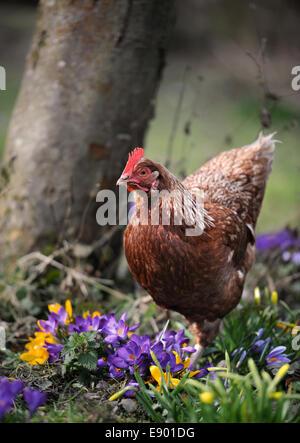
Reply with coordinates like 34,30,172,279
117,148,159,192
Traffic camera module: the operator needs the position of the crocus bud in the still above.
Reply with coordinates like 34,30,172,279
271,291,278,306
254,287,261,305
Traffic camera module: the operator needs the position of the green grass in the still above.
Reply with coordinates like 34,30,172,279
0,79,21,158
0,4,37,157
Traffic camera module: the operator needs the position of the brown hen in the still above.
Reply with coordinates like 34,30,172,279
117,133,277,365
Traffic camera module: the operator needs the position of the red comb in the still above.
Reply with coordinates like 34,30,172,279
123,147,144,175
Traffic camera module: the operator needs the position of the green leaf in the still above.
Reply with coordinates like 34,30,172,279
63,350,76,365
77,351,98,371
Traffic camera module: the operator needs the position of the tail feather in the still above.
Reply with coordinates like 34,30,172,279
243,131,278,179
183,132,279,227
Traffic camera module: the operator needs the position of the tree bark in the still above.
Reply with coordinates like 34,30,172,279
0,0,175,262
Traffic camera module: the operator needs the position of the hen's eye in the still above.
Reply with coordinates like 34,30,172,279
139,169,147,176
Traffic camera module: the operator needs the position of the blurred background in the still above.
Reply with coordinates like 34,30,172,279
0,1,300,424
0,0,299,233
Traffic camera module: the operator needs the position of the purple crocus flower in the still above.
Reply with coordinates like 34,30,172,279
23,388,47,417
194,362,216,380
109,355,130,370
44,342,64,363
282,250,300,264
39,307,69,333
130,334,152,375
38,314,58,334
0,389,14,420
0,378,24,397
101,313,139,346
97,357,108,369
231,329,273,364
106,362,126,379
256,228,300,267
250,329,272,354
123,380,140,398
157,329,195,357
291,252,300,265
130,334,151,352
251,338,272,354
38,307,67,330
167,352,185,373
237,349,247,367
68,315,91,333
115,334,152,376
150,341,170,370
105,350,127,379
231,346,247,366
0,378,24,420
91,314,106,331
256,229,300,251
256,328,264,340
266,346,291,368
68,313,107,334
115,338,150,375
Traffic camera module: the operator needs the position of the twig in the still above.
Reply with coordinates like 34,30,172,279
150,317,159,334
165,65,189,169
176,70,202,177
18,251,129,300
275,272,300,290
88,225,122,253
266,272,276,293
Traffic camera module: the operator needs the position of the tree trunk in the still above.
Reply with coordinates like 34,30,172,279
0,0,175,262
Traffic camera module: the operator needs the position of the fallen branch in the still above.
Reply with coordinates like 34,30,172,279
18,251,129,300
275,272,300,290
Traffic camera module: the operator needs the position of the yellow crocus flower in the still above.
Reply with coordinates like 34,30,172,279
20,332,56,366
150,365,181,390
48,302,62,314
20,347,49,365
172,351,200,378
92,311,101,318
173,351,191,370
48,300,72,323
65,299,72,321
83,310,101,319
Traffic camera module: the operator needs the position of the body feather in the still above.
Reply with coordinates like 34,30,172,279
122,133,277,348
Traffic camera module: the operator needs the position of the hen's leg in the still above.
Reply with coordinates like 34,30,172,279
190,344,204,368
189,319,222,369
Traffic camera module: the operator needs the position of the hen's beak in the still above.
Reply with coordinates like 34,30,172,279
116,174,129,186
